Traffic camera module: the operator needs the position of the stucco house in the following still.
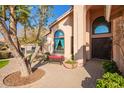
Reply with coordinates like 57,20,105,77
47,5,124,74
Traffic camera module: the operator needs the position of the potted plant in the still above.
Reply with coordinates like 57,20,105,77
63,59,77,69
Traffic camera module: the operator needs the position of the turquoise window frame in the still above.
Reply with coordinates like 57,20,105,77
54,30,64,53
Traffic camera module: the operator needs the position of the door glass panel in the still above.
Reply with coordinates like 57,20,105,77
95,25,109,34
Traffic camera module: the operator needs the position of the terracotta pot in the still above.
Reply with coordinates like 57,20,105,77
63,61,77,69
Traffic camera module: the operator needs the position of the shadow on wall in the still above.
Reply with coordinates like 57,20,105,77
74,45,86,62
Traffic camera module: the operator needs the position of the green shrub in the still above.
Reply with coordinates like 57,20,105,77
102,60,120,73
65,60,77,64
96,60,124,88
0,51,10,59
96,72,124,88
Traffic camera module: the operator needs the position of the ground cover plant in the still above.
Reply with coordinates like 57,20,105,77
0,59,9,69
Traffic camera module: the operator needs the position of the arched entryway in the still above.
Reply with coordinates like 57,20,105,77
92,16,112,59
54,30,64,54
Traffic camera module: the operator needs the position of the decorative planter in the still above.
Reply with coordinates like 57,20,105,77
63,61,78,69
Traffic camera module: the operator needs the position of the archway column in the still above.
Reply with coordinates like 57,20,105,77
105,5,112,22
73,5,87,66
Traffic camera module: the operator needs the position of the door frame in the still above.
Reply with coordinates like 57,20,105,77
91,16,112,59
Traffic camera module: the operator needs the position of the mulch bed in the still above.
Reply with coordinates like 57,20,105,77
3,69,45,86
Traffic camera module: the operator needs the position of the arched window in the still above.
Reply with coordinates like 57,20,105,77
92,16,110,34
54,30,64,54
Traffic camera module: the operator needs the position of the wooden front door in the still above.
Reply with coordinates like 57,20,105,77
92,37,112,59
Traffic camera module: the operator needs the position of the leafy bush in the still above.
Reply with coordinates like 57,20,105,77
0,51,11,59
102,60,120,73
96,72,124,88
96,60,124,88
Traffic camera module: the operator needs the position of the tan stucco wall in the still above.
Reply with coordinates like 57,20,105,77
110,6,124,75
49,13,73,60
112,16,124,75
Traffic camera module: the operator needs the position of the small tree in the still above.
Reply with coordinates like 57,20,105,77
0,5,53,77
30,5,53,62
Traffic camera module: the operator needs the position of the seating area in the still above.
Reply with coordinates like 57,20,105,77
48,55,64,65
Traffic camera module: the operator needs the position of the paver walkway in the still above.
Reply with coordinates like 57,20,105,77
0,58,104,88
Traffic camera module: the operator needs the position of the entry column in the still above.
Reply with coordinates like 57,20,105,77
73,5,86,66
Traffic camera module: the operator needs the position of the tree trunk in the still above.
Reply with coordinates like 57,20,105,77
0,25,30,77
9,5,32,77
24,24,27,40
30,44,40,62
36,25,42,41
